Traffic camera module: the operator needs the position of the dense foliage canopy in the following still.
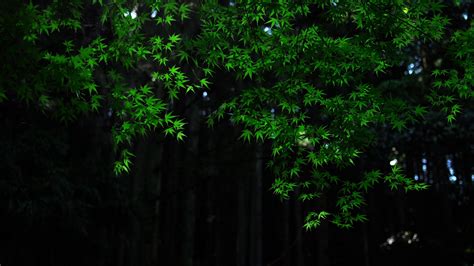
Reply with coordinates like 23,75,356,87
1,0,473,230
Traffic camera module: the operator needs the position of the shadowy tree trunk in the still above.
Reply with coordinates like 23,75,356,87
295,188,305,266
250,144,263,266
236,171,249,266
181,94,201,266
317,195,328,266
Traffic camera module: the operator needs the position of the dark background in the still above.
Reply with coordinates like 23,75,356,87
0,81,472,266
0,1,473,266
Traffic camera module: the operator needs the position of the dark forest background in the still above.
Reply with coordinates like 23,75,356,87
1,1,474,266
1,76,473,266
